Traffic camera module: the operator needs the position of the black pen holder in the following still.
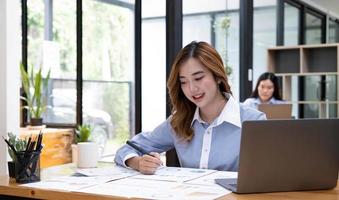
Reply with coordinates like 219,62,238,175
14,150,41,183
8,161,15,178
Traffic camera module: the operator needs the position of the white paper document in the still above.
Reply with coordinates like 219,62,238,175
21,165,232,199
22,165,139,191
187,171,238,186
131,166,216,182
76,165,139,177
77,177,231,200
21,176,112,191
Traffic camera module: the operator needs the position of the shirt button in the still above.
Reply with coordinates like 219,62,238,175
204,149,208,152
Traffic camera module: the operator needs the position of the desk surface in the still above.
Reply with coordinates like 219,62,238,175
0,164,338,200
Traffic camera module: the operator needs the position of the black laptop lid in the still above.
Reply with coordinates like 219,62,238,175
235,119,339,194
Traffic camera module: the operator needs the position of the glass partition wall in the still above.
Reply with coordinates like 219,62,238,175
141,0,166,132
82,0,135,154
279,1,337,118
284,2,299,45
253,0,277,90
303,9,328,118
25,0,135,155
183,0,240,100
27,0,77,126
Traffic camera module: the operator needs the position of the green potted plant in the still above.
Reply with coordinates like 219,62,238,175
75,124,93,143
72,124,93,163
5,132,28,178
20,63,51,126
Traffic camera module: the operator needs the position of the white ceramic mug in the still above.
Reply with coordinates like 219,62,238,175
77,142,99,168
71,144,78,164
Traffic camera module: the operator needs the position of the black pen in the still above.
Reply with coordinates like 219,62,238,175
25,135,32,152
126,141,164,167
126,141,153,156
35,131,43,151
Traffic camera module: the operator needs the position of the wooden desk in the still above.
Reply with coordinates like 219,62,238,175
0,164,338,200
20,128,74,168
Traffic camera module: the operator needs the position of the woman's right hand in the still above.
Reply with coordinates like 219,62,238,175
126,153,163,175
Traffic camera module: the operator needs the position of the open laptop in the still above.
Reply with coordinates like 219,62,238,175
257,104,292,119
215,119,339,194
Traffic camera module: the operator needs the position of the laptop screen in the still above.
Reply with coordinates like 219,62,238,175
257,104,292,119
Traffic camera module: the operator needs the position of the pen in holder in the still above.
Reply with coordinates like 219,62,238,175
14,150,41,183
3,131,43,182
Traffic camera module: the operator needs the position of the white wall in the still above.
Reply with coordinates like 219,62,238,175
0,0,21,176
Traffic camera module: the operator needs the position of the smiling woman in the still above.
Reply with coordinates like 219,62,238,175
114,41,266,175
168,41,232,141
179,59,225,125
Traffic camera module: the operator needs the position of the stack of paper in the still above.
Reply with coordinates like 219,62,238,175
21,165,233,199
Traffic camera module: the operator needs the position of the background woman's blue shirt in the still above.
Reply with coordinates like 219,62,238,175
243,97,285,109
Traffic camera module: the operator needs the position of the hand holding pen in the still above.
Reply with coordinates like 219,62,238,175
126,141,163,175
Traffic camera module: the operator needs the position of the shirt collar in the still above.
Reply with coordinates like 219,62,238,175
191,93,242,128
253,98,261,105
254,97,278,104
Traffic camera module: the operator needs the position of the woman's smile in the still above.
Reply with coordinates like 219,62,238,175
192,93,205,101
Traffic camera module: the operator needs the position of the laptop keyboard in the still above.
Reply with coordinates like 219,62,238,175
229,183,237,188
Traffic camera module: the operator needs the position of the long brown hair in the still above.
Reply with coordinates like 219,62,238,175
167,41,232,142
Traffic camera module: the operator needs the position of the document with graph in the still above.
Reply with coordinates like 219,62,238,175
131,166,216,182
76,177,231,200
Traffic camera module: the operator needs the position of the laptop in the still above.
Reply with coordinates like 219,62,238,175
257,104,292,119
215,119,339,194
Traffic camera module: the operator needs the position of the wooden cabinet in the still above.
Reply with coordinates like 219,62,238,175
267,43,339,118
20,128,74,168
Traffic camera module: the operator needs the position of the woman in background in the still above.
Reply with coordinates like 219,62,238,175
243,72,284,109
115,41,265,175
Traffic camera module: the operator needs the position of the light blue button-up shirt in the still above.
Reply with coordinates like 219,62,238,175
243,97,285,109
114,93,266,171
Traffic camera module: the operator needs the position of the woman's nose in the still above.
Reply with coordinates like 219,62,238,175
189,82,198,92
262,87,269,92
